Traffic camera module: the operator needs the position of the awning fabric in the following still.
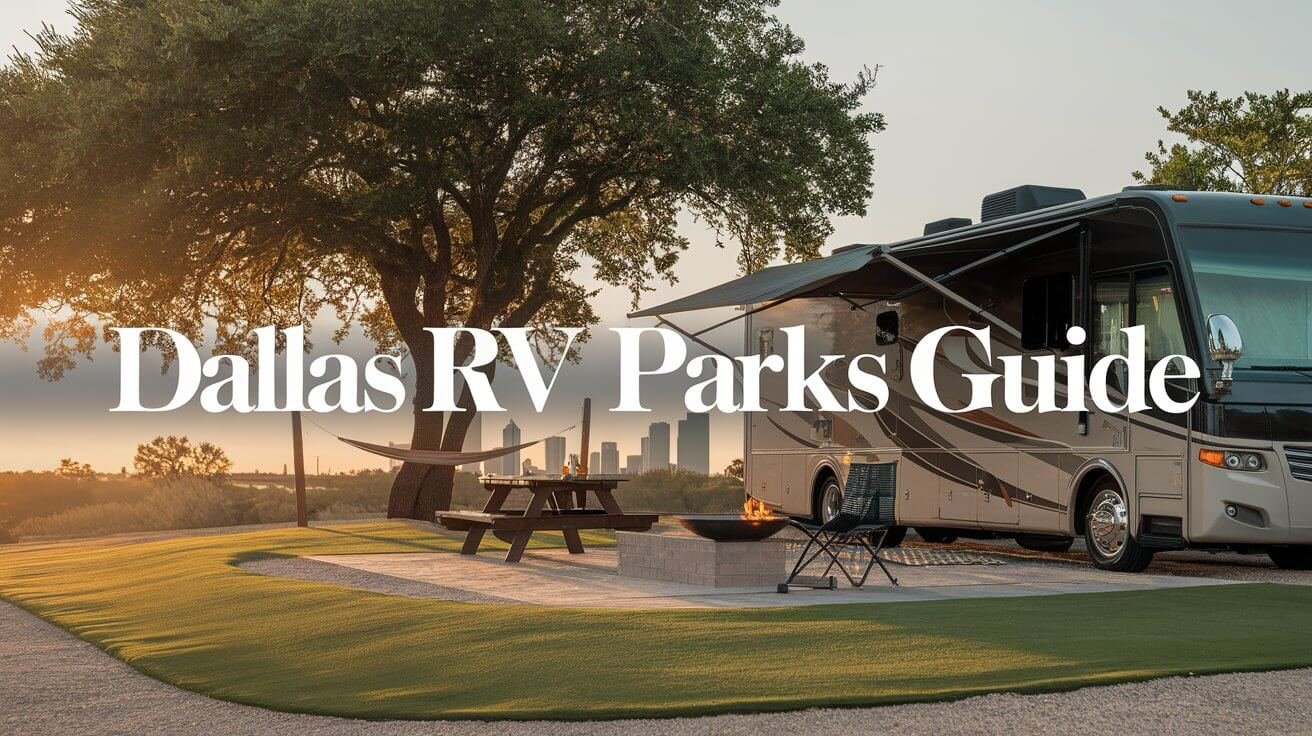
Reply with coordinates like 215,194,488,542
627,244,881,318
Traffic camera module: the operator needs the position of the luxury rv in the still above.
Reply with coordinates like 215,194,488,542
633,185,1312,572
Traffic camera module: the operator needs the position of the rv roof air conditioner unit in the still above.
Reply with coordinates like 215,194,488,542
980,185,1086,222
923,217,972,236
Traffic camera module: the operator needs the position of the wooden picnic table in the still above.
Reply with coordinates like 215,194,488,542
437,476,658,563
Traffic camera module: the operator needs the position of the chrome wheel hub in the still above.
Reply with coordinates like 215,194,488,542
1088,489,1129,558
822,485,842,522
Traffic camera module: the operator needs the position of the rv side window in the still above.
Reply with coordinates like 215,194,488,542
1021,274,1074,351
875,311,899,346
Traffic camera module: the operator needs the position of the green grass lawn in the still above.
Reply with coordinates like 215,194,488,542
2,521,1312,720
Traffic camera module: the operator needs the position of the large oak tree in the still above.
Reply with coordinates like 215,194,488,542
0,0,882,519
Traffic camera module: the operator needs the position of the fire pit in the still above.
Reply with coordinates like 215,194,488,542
676,497,790,542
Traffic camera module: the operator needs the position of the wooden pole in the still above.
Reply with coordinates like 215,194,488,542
578,398,592,478
291,411,308,528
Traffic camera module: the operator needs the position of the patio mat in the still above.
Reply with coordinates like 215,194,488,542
783,539,1005,566
878,548,1006,566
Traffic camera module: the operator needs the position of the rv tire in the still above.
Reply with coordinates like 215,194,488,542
1083,478,1154,572
877,526,907,548
1016,534,1075,553
814,476,843,524
914,527,959,544
1267,545,1312,570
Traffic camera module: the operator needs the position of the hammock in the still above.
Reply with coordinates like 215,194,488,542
337,436,543,466
330,421,577,467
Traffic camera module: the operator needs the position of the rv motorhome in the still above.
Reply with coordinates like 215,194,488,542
632,186,1312,572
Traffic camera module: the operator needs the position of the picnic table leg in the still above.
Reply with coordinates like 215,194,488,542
460,528,486,556
562,528,585,554
593,488,624,515
504,491,549,564
454,486,512,556
483,488,512,513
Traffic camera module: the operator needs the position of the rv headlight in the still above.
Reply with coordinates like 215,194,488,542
1199,449,1266,472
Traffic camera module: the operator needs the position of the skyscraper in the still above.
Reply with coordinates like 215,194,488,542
677,412,710,474
625,454,644,475
544,436,567,475
640,436,650,472
647,421,670,472
589,451,601,475
501,420,521,476
600,441,619,475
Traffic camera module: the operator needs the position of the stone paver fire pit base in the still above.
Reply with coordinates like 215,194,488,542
617,531,786,587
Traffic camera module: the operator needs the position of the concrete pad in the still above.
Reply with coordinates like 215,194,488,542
304,548,1242,609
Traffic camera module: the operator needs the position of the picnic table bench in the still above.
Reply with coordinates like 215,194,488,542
438,476,658,563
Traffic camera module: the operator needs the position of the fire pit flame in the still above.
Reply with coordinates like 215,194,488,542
676,495,789,542
742,495,774,520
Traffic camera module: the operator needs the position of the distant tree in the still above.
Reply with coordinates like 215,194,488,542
54,458,96,480
189,442,234,482
724,458,744,480
1134,89,1312,195
133,436,232,482
0,0,882,521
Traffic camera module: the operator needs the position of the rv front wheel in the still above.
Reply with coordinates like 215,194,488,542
1084,479,1154,572
816,476,843,524
1267,545,1312,570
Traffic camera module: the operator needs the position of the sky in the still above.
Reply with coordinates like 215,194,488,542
2,0,1311,475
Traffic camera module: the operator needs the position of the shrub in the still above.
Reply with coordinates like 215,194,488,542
614,469,745,513
0,472,152,537
13,479,260,538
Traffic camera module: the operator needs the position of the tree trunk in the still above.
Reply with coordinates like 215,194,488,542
385,340,487,521
386,336,448,520
386,408,450,520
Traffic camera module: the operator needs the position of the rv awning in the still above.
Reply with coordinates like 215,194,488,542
627,244,881,318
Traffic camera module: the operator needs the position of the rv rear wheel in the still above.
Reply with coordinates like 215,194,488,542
1083,479,1154,572
876,526,907,548
1016,534,1075,553
1267,545,1312,570
815,476,843,524
914,527,959,544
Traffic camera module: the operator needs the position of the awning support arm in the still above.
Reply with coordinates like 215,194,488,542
657,317,739,363
880,222,1080,305
875,247,1023,341
690,295,802,338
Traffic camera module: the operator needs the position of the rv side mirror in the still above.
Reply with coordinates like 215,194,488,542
1207,314,1243,394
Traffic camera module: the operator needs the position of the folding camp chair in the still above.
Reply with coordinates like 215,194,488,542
778,462,899,592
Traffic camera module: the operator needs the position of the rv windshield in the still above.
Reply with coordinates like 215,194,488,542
1183,227,1312,369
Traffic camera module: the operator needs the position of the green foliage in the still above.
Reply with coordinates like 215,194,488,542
133,436,233,481
11,479,289,538
54,458,96,479
1134,89,1312,195
4,466,742,539
0,472,152,536
0,0,881,374
615,468,744,513
723,457,744,479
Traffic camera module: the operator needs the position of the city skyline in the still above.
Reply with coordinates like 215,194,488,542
461,409,716,477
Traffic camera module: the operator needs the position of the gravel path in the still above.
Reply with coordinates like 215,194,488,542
5,599,1311,736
